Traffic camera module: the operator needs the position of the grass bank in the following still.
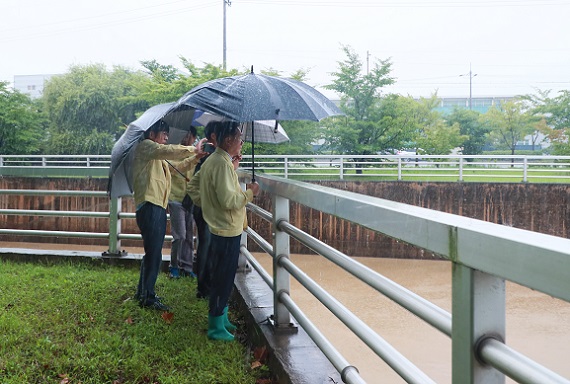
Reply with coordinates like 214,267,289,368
0,259,271,384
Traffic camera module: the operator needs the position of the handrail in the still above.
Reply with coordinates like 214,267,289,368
0,190,172,254
240,170,570,384
3,154,570,182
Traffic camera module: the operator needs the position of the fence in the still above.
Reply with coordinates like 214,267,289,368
241,171,570,383
3,154,570,182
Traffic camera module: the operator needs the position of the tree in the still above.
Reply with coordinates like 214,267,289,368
325,45,394,122
522,89,570,155
481,99,537,155
446,108,488,156
415,120,467,156
42,64,146,155
0,82,46,155
322,45,399,171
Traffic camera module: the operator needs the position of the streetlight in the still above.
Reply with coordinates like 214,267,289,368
460,64,477,110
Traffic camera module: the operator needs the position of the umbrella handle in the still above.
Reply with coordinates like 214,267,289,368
251,120,255,182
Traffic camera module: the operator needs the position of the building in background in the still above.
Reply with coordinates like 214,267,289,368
433,96,514,115
13,74,55,99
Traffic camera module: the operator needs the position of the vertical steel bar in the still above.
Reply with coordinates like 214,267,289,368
273,194,291,326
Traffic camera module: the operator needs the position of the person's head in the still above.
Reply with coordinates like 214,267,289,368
204,121,218,147
213,121,243,157
145,120,169,144
180,126,197,146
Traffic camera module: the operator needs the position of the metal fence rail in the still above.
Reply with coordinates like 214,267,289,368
240,171,570,384
0,189,172,254
3,154,570,182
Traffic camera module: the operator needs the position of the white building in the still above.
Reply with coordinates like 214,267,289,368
13,74,55,99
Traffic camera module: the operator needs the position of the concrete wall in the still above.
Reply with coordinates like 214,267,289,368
1,178,568,258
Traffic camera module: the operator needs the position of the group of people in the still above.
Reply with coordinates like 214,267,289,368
132,118,259,341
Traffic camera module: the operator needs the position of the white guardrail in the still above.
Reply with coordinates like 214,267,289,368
2,154,570,182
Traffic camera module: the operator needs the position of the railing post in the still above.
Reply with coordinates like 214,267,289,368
104,196,126,256
272,194,293,329
284,155,289,179
523,156,528,182
452,265,505,384
459,157,464,181
339,157,344,180
238,181,251,271
398,158,402,180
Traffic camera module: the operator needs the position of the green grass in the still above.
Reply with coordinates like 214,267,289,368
0,259,270,384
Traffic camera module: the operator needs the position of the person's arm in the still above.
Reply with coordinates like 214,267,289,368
212,161,253,210
187,170,201,207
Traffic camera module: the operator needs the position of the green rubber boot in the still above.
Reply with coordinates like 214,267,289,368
223,306,237,331
207,314,234,341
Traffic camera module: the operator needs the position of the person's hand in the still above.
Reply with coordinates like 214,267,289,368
247,181,260,197
193,138,210,158
231,154,242,170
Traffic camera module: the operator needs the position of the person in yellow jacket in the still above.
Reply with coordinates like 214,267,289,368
167,126,198,279
133,119,207,311
189,121,259,341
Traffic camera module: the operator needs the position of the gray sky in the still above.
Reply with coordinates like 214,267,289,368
2,0,570,100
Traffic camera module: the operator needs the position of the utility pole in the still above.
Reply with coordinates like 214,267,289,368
223,0,231,71
366,50,371,74
460,63,477,110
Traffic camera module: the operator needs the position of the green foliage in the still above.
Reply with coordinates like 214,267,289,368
42,64,146,155
522,89,570,155
416,120,467,156
322,46,405,157
481,99,538,155
325,45,394,121
446,108,488,155
0,82,46,154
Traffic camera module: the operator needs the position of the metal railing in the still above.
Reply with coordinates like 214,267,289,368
239,171,570,384
3,154,570,182
0,189,171,255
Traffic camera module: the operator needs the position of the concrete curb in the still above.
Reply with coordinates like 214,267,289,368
233,267,342,384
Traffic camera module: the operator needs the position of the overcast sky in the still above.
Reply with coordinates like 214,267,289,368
2,0,570,100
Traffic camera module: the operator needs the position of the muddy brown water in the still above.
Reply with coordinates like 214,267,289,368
2,243,569,383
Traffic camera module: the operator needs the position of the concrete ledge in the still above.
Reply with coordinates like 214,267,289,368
233,267,342,384
0,248,170,270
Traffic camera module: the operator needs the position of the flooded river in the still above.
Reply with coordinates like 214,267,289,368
254,253,570,384
2,242,569,383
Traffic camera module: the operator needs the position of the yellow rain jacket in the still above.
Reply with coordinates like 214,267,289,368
133,139,199,209
190,148,253,237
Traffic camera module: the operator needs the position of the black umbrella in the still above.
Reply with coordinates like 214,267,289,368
173,66,344,180
108,102,197,198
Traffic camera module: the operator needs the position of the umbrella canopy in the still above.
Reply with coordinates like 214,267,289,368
193,111,290,144
174,67,343,123
173,67,343,180
108,103,196,198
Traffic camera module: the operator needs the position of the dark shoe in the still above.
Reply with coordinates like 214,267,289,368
140,300,171,311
